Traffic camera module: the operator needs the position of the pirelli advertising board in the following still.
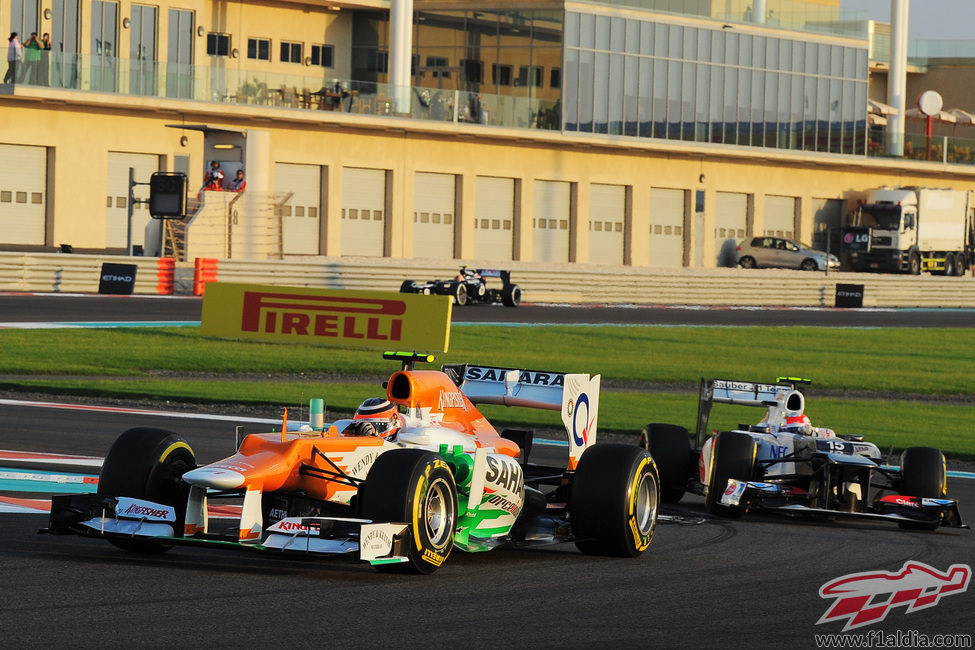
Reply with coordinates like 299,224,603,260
200,283,452,352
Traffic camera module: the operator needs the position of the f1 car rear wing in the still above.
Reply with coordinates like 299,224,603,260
695,377,809,447
443,363,600,469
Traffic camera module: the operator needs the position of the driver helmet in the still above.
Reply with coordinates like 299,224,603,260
783,412,812,435
352,398,401,438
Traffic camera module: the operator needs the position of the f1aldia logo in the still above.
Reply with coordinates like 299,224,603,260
817,561,971,631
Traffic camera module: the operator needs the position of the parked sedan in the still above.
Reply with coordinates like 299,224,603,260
737,236,840,271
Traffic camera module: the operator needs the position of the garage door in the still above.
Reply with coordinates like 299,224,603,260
589,183,625,265
649,187,685,268
342,167,386,257
812,197,842,250
764,195,796,240
0,144,46,245
533,180,570,263
107,152,159,249
474,176,514,262
275,163,322,255
414,172,455,259
715,191,748,266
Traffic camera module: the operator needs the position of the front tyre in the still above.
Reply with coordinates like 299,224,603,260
571,443,659,557
360,449,457,574
799,258,818,271
399,280,416,293
704,431,756,518
897,446,947,531
452,281,468,306
909,252,921,275
97,427,197,553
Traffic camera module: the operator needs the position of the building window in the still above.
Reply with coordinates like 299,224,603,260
517,65,543,87
311,44,333,67
206,32,230,56
247,38,270,61
462,59,483,83
550,67,561,88
492,63,513,86
425,55,449,78
367,49,388,73
280,41,302,64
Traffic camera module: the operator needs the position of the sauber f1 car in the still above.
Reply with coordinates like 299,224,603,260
400,267,521,307
44,352,659,573
639,378,964,530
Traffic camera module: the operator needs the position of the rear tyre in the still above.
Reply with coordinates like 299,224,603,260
944,254,956,277
898,446,947,531
738,256,756,269
360,449,457,574
502,283,522,307
799,258,818,271
399,280,416,293
955,255,968,276
452,282,468,306
639,423,691,503
97,427,197,553
704,431,756,518
571,443,659,557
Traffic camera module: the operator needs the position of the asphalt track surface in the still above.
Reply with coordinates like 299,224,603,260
1,293,973,647
2,292,975,327
0,402,973,648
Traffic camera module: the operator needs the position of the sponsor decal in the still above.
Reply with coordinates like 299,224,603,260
768,444,790,459
361,527,393,554
713,380,781,393
122,503,173,519
486,494,520,514
817,561,971,631
422,548,448,566
437,390,467,412
349,452,378,477
463,366,565,387
880,495,919,508
270,519,312,533
719,479,747,506
485,455,524,494
570,393,593,447
201,283,451,352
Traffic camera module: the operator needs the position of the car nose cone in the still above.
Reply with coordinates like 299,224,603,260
182,467,246,489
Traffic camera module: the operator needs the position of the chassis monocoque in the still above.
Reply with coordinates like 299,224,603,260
45,353,659,573
639,378,964,530
400,267,521,307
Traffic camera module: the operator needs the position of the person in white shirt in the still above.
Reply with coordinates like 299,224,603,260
4,33,23,84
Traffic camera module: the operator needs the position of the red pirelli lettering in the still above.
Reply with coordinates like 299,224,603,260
241,292,407,332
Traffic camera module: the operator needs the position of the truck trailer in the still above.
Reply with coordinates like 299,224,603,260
845,188,974,275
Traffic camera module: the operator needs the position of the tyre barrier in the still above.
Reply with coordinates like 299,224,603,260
193,258,219,296
156,258,176,295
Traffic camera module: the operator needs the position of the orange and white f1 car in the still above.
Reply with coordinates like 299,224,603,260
45,352,659,573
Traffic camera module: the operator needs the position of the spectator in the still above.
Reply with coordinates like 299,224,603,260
228,169,246,192
203,160,224,191
4,33,22,84
22,32,40,84
39,33,51,86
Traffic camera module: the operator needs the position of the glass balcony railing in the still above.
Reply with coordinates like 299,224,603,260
7,51,562,131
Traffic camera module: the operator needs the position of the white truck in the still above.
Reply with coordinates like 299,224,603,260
845,187,974,275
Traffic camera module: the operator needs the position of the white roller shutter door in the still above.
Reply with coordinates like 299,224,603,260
474,176,514,261
275,163,322,255
342,167,386,257
589,183,625,265
533,180,570,263
107,152,159,249
414,172,455,259
715,191,748,266
649,187,685,268
764,195,796,240
0,144,46,245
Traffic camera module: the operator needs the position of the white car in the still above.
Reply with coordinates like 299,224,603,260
737,236,840,270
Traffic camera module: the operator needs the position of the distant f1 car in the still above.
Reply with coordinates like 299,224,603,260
639,377,964,530
45,352,659,573
400,267,521,307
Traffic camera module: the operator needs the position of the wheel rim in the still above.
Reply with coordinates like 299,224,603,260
632,471,658,536
424,477,453,547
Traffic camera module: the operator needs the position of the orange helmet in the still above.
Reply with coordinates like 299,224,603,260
352,398,401,438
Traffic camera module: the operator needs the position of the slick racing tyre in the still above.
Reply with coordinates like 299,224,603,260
570,443,659,557
97,427,197,553
705,431,756,518
399,280,416,293
360,449,457,574
501,283,522,307
898,446,947,530
639,423,691,503
452,281,468,306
